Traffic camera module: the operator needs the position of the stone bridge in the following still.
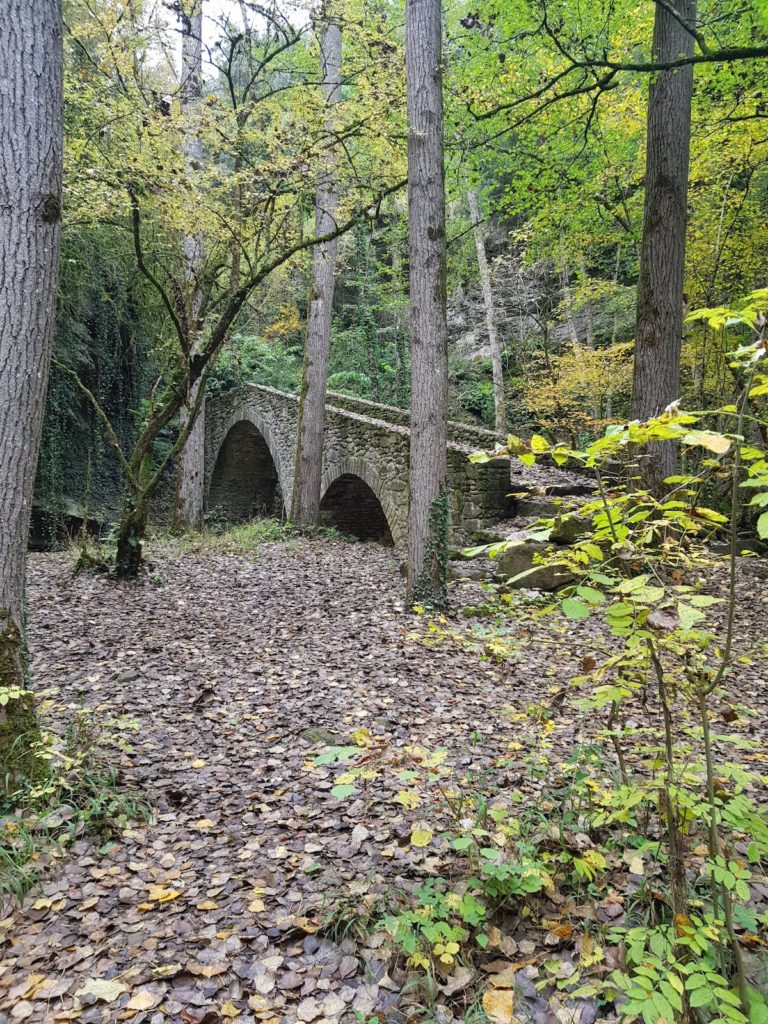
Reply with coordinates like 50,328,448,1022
200,385,514,550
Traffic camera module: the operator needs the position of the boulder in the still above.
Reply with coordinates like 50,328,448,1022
549,512,590,545
449,557,495,582
495,532,573,591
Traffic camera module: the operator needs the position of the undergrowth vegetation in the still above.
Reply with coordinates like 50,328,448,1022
0,704,150,905
319,300,768,1023
71,517,351,572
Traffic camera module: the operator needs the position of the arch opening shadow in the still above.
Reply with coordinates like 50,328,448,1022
320,474,394,545
209,421,283,523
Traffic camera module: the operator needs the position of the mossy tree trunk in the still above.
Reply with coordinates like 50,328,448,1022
114,451,153,580
0,0,64,784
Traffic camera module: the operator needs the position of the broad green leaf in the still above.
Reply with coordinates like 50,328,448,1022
331,784,357,799
562,597,590,620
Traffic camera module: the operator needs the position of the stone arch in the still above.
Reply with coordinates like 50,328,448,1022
319,458,402,548
208,415,288,523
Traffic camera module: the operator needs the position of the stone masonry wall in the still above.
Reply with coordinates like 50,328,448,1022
204,385,515,551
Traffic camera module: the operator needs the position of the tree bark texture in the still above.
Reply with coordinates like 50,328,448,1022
0,0,63,778
467,189,505,433
292,20,343,526
406,0,449,604
175,0,207,531
631,0,696,493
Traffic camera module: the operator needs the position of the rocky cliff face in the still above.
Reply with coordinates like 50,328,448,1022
448,241,635,367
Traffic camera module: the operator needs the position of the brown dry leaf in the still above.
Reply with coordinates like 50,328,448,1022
125,989,160,1011
441,966,474,997
482,987,519,1024
187,960,229,978
151,963,184,978
628,855,645,875
647,606,680,631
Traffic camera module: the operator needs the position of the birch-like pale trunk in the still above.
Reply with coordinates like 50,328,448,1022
0,0,63,779
467,189,504,433
292,20,343,526
631,0,696,494
406,0,449,604
175,1,206,530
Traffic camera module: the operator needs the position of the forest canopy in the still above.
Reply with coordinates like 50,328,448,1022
39,0,768,540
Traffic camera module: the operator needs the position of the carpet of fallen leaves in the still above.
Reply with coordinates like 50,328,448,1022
1,538,767,1024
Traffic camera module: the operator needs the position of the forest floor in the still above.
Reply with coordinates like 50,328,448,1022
1,535,767,1024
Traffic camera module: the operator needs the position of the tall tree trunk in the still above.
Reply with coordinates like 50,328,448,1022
560,257,580,346
631,0,696,493
391,205,408,407
406,0,449,606
175,0,206,531
0,0,63,783
292,18,342,526
579,254,594,348
467,189,505,433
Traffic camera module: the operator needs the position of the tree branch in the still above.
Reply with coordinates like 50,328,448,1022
129,190,188,352
53,359,140,491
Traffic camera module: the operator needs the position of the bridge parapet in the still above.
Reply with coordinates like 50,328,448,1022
322,389,504,454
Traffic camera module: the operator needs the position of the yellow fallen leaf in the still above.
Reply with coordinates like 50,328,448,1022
74,979,128,1004
194,819,216,830
248,898,266,912
394,789,421,810
151,963,183,978
221,1001,241,1019
628,856,645,876
197,899,219,911
126,989,159,1011
137,902,155,911
410,824,434,848
482,987,518,1024
190,759,206,769
147,885,182,903
351,728,372,747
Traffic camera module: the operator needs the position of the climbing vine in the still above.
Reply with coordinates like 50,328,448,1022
413,489,450,611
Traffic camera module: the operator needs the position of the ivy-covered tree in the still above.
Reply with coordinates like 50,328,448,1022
0,0,63,781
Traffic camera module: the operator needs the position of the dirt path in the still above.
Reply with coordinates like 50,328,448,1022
2,539,767,1024
0,540,533,1024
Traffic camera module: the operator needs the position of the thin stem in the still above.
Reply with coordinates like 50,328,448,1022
709,366,756,694
697,685,750,1015
647,638,687,919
